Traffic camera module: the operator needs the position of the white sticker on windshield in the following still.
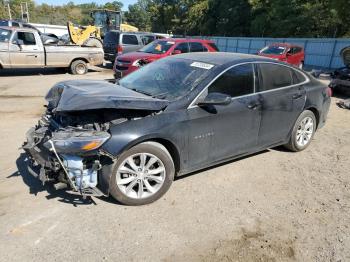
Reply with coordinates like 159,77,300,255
190,62,214,70
167,41,175,44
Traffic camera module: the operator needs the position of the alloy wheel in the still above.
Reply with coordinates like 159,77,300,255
296,116,314,147
116,153,166,199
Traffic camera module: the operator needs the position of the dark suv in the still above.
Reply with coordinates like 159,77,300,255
103,31,162,62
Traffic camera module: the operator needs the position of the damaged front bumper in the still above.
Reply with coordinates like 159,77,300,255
22,123,110,198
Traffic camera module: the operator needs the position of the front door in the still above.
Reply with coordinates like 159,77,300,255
256,63,307,147
186,63,261,169
9,31,44,67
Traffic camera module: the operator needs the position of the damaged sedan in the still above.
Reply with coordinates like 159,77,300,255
23,53,331,205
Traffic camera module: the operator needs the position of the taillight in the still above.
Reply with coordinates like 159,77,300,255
116,44,123,55
326,86,333,97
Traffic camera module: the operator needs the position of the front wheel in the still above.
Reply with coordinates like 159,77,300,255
109,142,175,205
284,110,316,152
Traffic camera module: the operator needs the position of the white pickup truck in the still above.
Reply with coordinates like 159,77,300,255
0,26,104,74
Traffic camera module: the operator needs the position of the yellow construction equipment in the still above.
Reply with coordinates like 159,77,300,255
67,21,102,48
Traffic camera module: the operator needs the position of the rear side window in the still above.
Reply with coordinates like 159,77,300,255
174,42,189,53
104,32,119,43
257,63,293,91
208,64,254,98
189,42,206,52
16,32,36,45
122,34,138,45
208,43,219,51
292,69,306,84
141,35,155,45
12,22,20,27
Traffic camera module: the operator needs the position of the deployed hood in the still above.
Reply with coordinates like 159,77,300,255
340,46,350,67
46,80,169,112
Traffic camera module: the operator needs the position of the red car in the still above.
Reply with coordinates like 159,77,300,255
258,43,305,69
113,38,219,78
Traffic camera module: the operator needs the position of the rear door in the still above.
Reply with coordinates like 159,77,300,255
187,63,261,167
9,31,44,67
256,62,307,147
121,34,142,54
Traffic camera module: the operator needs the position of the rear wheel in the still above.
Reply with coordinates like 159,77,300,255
70,59,88,75
109,142,175,205
284,110,316,152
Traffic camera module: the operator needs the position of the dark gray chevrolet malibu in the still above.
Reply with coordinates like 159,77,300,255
23,52,331,205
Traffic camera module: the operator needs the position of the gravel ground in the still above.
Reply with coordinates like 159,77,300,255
0,68,349,262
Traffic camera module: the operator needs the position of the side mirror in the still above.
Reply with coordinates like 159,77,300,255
13,39,24,45
172,50,182,55
197,92,231,106
13,39,24,50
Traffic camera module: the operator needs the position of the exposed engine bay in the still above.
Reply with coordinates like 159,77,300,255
22,80,167,197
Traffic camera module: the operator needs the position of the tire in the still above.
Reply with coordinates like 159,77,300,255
70,60,88,75
83,37,103,48
109,142,175,205
284,110,317,152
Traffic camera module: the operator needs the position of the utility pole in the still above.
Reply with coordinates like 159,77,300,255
5,1,12,20
21,2,29,22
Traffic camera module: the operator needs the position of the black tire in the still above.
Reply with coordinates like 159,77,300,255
109,142,175,206
284,110,317,152
70,60,88,75
83,38,103,48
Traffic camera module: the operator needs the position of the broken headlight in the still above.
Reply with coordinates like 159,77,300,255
45,131,110,154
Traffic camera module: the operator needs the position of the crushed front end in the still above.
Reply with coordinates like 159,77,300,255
22,111,112,197
21,80,168,198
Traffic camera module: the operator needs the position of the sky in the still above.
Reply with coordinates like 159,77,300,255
34,0,138,10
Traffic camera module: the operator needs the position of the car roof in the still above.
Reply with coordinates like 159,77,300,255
0,26,35,32
173,52,278,66
159,38,214,43
270,42,303,48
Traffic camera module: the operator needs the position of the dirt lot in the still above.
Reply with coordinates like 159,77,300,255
0,67,349,262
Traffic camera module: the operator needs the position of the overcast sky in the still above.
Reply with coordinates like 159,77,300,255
34,0,137,10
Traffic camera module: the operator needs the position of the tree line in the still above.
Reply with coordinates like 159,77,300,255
1,0,349,38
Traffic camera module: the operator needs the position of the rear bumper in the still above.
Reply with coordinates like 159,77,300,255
318,97,331,129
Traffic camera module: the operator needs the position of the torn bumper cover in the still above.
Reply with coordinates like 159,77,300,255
23,126,110,196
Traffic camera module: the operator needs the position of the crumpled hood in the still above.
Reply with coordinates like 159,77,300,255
340,46,350,67
45,80,169,112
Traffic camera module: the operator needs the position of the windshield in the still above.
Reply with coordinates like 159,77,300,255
119,58,215,101
0,28,11,42
139,40,175,54
260,45,286,55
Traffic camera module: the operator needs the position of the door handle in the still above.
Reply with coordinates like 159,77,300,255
26,55,38,58
292,93,303,99
247,102,261,110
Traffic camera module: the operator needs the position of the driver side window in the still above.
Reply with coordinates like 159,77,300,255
14,32,36,45
208,64,255,98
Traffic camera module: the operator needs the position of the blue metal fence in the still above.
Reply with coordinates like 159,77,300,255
194,36,350,69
